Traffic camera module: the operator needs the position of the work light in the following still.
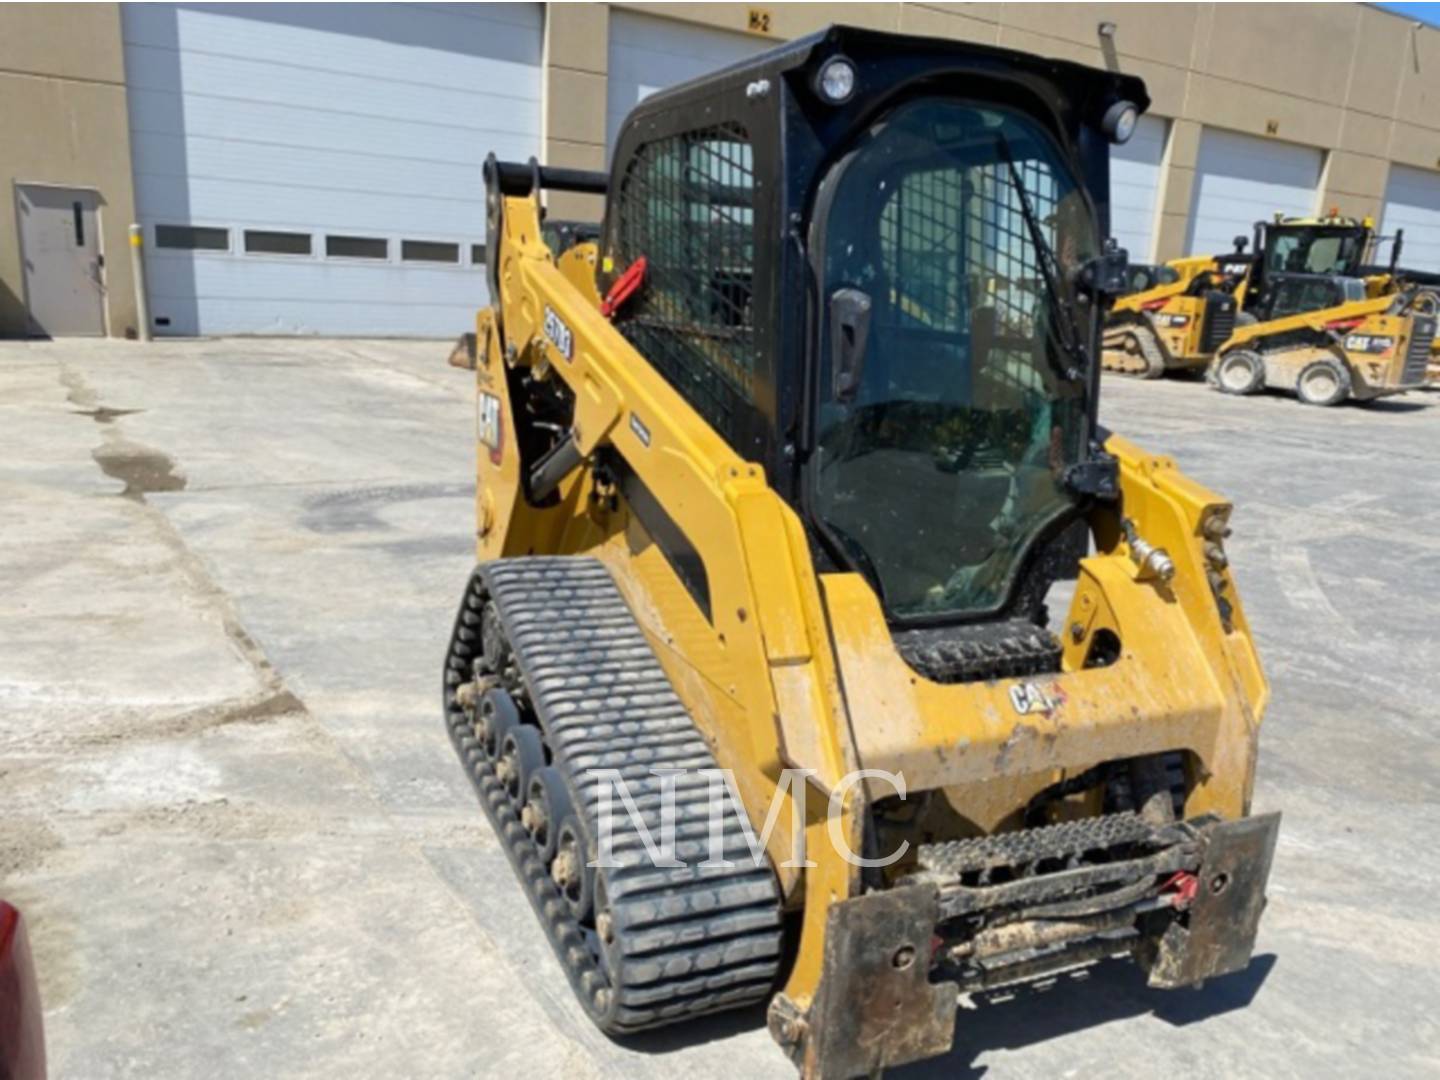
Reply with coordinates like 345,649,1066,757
1102,100,1139,144
815,56,857,104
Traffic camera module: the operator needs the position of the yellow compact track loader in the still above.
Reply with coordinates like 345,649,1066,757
1102,244,1255,378
443,27,1279,1077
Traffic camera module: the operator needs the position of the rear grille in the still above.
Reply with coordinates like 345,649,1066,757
1404,315,1435,385
1199,291,1237,352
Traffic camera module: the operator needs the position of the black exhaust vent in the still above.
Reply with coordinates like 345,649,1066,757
1199,291,1237,353
1403,315,1435,385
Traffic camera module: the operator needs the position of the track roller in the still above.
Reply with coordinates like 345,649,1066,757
522,765,572,862
553,815,596,921
476,686,519,760
498,724,544,801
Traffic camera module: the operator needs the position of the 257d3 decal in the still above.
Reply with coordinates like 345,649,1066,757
543,306,574,361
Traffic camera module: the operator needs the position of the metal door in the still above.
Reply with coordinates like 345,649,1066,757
1109,115,1167,263
123,3,543,336
1185,130,1321,259
1382,164,1440,274
15,184,105,336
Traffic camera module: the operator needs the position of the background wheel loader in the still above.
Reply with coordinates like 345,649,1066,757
443,26,1279,1077
1208,288,1437,405
1103,213,1439,398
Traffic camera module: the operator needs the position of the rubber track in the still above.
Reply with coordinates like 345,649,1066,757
1102,319,1167,378
443,557,784,1033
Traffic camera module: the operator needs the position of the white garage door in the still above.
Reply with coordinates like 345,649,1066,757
1186,129,1322,258
606,12,771,156
1382,164,1440,274
123,3,542,337
1109,115,1167,263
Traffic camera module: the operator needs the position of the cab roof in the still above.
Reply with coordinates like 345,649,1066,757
618,23,1149,138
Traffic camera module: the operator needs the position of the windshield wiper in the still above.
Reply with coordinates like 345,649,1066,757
994,134,1089,384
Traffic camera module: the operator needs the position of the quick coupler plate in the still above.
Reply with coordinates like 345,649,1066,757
783,810,1280,1078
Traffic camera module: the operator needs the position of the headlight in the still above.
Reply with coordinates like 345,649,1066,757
814,56,857,104
1102,100,1139,144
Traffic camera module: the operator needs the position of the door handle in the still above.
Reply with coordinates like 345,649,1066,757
829,287,873,403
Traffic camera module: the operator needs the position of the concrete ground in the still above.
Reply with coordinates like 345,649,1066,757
1,337,1437,1079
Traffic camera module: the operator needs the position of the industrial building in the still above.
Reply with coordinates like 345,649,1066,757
3,1,1439,339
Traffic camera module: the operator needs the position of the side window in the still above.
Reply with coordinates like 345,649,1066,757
1268,235,1300,272
610,124,757,449
1306,236,1342,274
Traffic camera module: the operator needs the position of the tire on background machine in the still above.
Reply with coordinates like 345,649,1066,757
1210,349,1265,395
1295,356,1351,407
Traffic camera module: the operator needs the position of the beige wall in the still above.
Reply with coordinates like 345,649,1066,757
0,3,138,337
543,3,611,221
4,2,1439,337
553,2,1440,260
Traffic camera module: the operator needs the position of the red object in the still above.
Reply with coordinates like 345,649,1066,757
1325,316,1366,332
601,257,648,319
488,411,504,467
1140,298,1169,312
1160,871,1200,910
0,902,46,1080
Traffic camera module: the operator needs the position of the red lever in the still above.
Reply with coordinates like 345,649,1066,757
601,257,647,319
1160,871,1200,910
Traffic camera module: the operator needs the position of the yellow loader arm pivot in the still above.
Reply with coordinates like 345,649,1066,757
441,25,1280,1078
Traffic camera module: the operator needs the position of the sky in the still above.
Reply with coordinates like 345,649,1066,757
1376,2,1440,27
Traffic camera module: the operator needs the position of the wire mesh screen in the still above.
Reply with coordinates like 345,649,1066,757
878,162,1058,328
875,157,1061,400
611,124,757,448
971,159,1059,339
877,168,968,333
